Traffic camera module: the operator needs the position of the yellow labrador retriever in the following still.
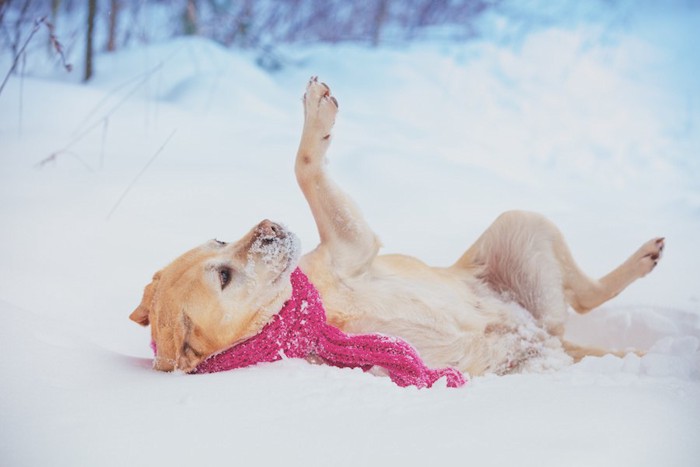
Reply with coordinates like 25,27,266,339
130,78,664,376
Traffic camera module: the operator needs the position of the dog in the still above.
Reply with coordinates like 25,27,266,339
130,77,664,377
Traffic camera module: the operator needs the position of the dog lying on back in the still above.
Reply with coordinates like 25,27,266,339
130,78,664,376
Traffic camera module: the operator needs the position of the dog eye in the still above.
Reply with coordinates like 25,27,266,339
218,267,233,290
214,239,226,246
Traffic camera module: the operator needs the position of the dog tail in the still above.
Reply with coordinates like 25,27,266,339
562,340,644,363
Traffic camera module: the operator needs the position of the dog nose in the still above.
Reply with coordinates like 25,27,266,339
257,219,283,238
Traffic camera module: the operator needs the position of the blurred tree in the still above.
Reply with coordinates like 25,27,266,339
84,0,95,81
371,0,389,46
50,0,60,24
183,0,198,35
1,0,500,79
50,0,59,53
107,0,119,51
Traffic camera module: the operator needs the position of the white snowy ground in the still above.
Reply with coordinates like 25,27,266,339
1,5,700,467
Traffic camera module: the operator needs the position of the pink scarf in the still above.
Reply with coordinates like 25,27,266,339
181,268,465,388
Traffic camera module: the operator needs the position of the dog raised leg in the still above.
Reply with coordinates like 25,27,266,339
295,77,380,276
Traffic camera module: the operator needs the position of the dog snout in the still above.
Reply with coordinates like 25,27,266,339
256,219,285,239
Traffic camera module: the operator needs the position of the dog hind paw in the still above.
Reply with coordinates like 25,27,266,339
634,237,665,277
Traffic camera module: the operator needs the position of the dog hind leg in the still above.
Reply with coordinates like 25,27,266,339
453,210,664,331
453,211,570,335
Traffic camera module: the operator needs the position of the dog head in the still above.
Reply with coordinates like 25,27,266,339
130,220,300,372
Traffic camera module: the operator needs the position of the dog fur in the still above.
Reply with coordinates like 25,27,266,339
130,78,664,376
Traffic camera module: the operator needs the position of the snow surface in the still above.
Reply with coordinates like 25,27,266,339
1,3,699,467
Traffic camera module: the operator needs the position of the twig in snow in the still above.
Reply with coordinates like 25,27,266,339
100,118,109,169
19,48,25,135
0,16,43,96
106,129,177,221
41,63,164,169
35,150,95,173
72,61,164,138
0,16,72,97
45,19,72,73
44,45,178,170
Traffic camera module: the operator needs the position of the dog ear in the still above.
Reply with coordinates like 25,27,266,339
129,272,161,326
175,314,203,373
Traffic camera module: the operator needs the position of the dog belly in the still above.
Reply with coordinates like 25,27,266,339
317,263,570,376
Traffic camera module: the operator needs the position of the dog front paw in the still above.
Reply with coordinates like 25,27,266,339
303,76,338,140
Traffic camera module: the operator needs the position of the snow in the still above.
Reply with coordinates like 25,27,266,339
1,2,699,466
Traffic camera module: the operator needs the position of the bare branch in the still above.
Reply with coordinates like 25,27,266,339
0,15,42,95
35,150,95,172
45,19,72,72
106,129,177,221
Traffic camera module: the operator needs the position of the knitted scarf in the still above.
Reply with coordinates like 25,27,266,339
177,268,465,388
